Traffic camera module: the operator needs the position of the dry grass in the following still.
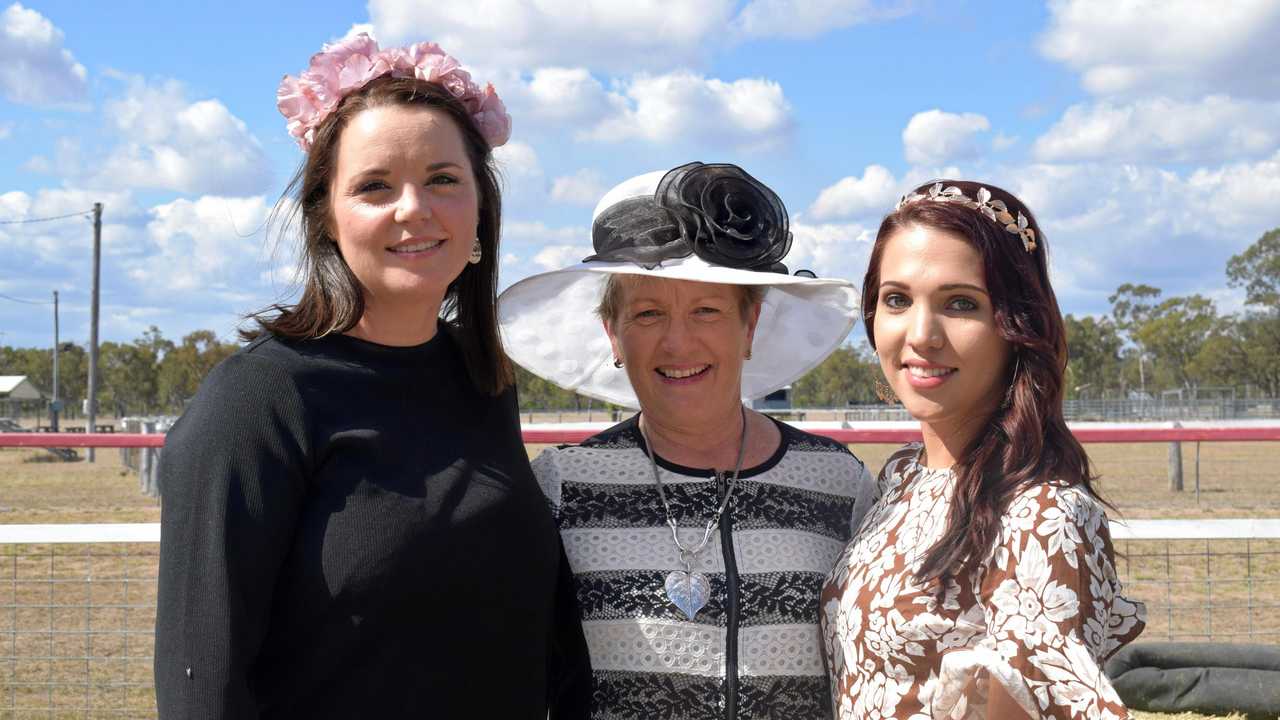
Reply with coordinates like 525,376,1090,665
2,441,1278,718
0,448,159,525
1132,714,1246,720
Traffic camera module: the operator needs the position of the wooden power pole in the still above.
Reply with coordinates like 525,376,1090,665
87,202,101,461
51,290,60,431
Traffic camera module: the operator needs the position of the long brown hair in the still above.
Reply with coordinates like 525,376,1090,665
862,180,1098,586
248,75,512,394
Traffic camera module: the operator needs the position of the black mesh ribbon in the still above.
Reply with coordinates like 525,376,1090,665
584,162,792,273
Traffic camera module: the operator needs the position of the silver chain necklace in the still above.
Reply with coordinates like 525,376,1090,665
640,405,749,621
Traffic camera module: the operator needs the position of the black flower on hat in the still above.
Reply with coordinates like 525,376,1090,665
585,162,792,273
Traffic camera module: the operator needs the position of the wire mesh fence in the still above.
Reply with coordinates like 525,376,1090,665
1,527,1277,718
1,542,157,718
1117,538,1280,643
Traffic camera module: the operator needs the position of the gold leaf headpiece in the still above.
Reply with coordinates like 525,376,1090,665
895,183,1037,253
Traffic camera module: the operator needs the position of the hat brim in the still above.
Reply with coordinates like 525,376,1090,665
498,255,860,408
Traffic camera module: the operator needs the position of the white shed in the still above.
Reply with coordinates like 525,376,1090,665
0,375,44,418
0,376,43,401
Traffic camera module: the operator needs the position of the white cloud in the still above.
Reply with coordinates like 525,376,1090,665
902,110,990,166
587,71,791,147
551,169,607,206
0,187,137,264
802,152,1280,311
99,77,271,195
532,244,594,271
505,68,791,148
496,221,590,285
370,0,737,73
22,136,79,176
992,133,1018,151
733,0,910,38
807,164,901,221
0,121,11,139
517,67,617,124
127,196,272,294
997,153,1280,303
1184,151,1280,230
334,22,375,44
0,2,87,106
503,220,587,246
1039,0,1280,99
493,140,542,179
0,189,32,218
491,140,550,210
1034,96,1280,163
788,221,875,284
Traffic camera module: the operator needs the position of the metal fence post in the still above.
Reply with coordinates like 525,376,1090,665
1168,421,1184,492
140,421,159,497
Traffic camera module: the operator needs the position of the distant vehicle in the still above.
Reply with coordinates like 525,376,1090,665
752,386,791,410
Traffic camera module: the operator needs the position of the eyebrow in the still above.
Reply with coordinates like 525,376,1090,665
879,280,989,295
352,161,464,178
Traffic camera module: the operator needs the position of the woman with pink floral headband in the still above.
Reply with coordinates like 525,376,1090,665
154,35,589,719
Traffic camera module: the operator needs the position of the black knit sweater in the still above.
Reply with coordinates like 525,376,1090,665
154,328,589,719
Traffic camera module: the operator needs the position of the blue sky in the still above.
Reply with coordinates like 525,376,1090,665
2,0,1279,349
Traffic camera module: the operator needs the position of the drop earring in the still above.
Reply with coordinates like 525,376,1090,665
468,238,483,264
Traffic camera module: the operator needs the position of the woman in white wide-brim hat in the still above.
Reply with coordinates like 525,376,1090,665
500,162,877,718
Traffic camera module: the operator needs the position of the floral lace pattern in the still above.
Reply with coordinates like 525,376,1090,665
820,444,1145,719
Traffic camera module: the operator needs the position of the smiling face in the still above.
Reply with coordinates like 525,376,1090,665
329,104,479,319
872,224,1013,437
604,277,761,429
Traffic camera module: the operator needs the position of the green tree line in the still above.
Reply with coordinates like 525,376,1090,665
5,228,1278,414
0,328,237,417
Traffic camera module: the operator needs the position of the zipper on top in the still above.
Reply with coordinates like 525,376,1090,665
717,470,740,720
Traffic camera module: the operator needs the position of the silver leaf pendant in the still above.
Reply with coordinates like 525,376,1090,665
664,570,710,620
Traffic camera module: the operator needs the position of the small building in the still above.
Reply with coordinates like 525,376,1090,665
0,375,45,419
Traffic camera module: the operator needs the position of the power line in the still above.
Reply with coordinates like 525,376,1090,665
0,292,54,305
0,209,94,225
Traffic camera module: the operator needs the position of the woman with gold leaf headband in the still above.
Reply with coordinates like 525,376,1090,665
822,180,1145,719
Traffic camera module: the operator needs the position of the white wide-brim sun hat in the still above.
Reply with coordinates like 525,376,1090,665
498,164,861,409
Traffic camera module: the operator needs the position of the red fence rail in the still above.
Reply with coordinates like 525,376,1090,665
4,425,1280,448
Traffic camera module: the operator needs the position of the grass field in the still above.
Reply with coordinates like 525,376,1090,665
2,440,1277,718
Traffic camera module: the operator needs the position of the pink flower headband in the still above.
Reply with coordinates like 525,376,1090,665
276,33,512,152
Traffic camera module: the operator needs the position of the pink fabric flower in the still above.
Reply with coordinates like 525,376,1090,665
473,83,512,148
275,33,511,151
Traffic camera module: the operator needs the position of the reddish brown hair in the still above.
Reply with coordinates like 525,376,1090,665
247,75,511,394
862,180,1098,586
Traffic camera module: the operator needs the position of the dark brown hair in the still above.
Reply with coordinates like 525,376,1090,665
862,180,1098,586
248,75,511,394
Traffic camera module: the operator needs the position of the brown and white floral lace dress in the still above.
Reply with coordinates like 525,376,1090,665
820,444,1145,719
